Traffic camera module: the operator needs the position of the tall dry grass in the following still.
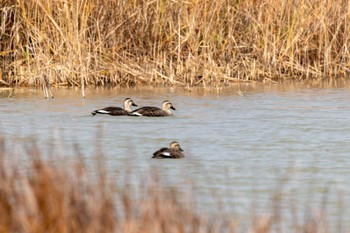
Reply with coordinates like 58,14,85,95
0,0,349,89
0,139,215,233
0,137,344,232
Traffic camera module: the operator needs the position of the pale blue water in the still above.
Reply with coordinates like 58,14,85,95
1,85,350,231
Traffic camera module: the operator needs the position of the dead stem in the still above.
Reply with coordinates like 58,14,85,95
0,0,349,89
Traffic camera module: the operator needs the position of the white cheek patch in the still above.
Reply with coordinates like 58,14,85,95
161,152,171,157
97,110,110,114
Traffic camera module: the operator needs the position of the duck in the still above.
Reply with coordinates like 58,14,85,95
152,141,185,159
91,98,138,116
130,100,176,117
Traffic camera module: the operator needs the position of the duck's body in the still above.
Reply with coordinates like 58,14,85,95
131,100,176,117
152,141,185,159
92,98,137,116
92,106,129,116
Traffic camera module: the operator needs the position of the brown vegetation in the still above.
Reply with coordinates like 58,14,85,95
0,137,343,233
0,0,349,89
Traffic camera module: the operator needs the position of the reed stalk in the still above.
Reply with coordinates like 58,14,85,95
0,0,349,88
0,137,344,232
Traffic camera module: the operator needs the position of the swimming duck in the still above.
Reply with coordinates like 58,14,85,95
152,141,185,159
91,98,137,116
131,100,176,117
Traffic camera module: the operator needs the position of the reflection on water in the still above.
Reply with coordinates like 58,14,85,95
1,84,350,229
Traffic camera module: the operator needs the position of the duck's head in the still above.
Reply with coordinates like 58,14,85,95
124,98,138,111
169,141,183,151
162,100,176,111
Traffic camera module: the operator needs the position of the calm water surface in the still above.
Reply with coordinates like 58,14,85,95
1,85,350,230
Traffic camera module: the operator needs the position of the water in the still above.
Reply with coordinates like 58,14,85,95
1,85,350,230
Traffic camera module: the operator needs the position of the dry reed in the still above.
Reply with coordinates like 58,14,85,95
0,0,349,89
0,136,344,233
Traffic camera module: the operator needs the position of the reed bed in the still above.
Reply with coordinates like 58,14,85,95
0,136,344,233
0,0,349,89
